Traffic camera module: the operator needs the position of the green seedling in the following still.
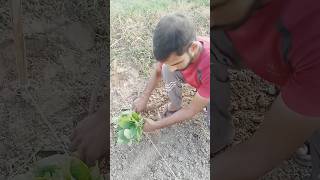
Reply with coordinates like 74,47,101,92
112,110,144,145
12,154,102,180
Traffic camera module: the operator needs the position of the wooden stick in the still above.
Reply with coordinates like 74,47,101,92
11,0,27,87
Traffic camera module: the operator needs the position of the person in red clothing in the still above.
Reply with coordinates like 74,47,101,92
69,13,210,167
133,13,210,131
211,0,320,179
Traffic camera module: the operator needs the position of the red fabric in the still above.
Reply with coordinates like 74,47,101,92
159,36,210,99
181,36,210,98
226,0,320,116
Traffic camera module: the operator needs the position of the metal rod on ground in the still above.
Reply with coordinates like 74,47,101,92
11,0,27,88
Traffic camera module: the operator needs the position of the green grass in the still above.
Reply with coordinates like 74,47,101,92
111,0,209,15
111,0,170,15
110,0,209,77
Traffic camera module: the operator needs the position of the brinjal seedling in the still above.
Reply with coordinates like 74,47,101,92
112,110,144,145
12,154,102,180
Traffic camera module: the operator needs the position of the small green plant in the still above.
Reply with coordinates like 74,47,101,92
12,154,102,180
112,110,144,145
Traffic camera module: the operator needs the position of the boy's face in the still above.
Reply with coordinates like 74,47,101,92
211,0,260,30
163,42,197,72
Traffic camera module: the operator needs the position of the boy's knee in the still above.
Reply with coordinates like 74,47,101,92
162,64,173,80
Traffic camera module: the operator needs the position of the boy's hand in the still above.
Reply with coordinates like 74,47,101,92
70,109,107,166
143,118,158,132
133,96,148,112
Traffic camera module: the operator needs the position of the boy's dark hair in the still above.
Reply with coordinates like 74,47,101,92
153,13,196,61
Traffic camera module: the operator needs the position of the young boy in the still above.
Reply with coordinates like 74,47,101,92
70,13,210,166
133,13,210,132
211,0,320,179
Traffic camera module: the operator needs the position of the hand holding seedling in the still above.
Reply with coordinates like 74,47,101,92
112,111,144,145
143,118,158,132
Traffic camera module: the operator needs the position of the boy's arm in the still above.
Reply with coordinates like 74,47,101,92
149,92,209,130
142,62,162,97
213,95,320,180
133,62,162,112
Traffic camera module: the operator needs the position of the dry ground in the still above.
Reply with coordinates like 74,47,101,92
110,0,210,179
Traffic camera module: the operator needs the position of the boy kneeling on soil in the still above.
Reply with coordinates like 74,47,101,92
133,13,210,132
70,13,210,167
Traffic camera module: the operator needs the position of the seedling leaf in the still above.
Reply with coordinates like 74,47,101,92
12,154,102,180
131,112,140,121
113,111,144,145
70,157,91,180
124,128,134,139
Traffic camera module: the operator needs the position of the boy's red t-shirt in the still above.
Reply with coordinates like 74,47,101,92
225,0,320,117
159,36,210,99
181,36,210,99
